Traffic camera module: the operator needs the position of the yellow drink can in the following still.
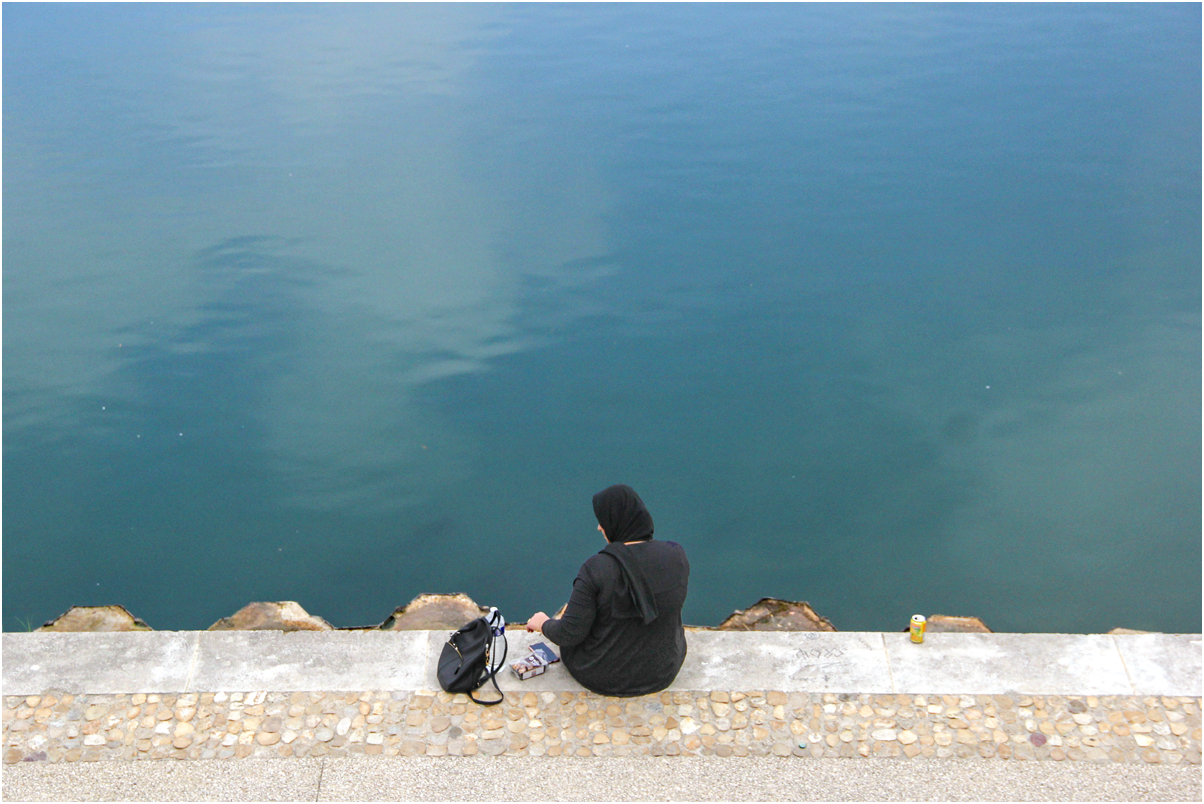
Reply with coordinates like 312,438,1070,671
909,614,926,643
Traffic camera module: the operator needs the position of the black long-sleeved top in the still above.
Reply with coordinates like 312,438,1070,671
541,539,689,697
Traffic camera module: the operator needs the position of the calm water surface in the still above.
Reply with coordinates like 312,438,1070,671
4,4,1200,633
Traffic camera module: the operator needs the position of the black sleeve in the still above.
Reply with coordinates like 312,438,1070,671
540,569,598,648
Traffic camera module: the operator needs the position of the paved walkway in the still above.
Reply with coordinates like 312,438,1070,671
3,630,1200,801
6,755,1203,801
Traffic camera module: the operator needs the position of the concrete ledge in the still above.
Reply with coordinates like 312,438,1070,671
2,633,197,696
1114,634,1204,697
884,633,1134,696
190,631,429,693
3,631,1200,698
674,631,893,693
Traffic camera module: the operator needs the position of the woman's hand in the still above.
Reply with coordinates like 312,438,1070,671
526,611,549,633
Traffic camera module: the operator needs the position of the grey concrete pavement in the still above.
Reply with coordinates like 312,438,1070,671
4,755,1201,801
1116,634,1204,697
189,631,429,693
5,630,1201,697
882,633,1135,696
2,632,198,695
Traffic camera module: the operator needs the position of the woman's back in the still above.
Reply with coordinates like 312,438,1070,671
543,538,689,697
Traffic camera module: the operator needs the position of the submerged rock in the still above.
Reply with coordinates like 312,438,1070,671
922,614,992,633
378,593,488,631
207,601,333,632
37,605,152,632
716,598,837,632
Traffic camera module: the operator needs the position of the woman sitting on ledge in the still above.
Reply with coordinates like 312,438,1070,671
526,484,690,697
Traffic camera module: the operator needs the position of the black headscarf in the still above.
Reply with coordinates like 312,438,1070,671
593,485,659,624
592,484,654,543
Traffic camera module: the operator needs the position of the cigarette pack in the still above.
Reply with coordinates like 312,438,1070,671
510,656,547,680
510,642,561,680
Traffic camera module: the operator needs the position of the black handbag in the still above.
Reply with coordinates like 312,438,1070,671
437,607,507,705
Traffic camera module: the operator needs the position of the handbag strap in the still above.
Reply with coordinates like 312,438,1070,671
469,611,508,706
469,667,504,706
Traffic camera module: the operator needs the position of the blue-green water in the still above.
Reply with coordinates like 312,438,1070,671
4,4,1200,634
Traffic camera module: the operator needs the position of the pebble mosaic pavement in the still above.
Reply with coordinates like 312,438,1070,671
3,690,1199,766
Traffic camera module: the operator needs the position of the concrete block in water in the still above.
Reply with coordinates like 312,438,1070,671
716,598,837,632
207,601,333,631
924,615,991,633
379,593,488,631
36,605,152,632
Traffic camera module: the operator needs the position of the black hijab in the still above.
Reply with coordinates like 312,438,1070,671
592,484,654,543
593,484,658,624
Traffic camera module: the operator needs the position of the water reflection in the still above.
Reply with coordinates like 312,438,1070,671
6,4,613,513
